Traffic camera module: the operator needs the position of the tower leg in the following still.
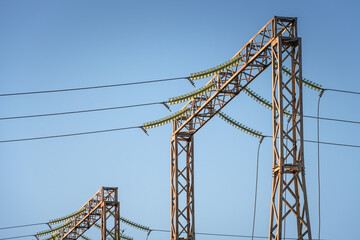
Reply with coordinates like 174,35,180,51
101,190,107,240
114,189,120,239
171,120,195,240
269,36,312,240
101,187,120,239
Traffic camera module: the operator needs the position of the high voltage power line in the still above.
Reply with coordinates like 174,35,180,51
0,223,47,230
0,126,142,143
0,75,359,97
0,18,360,239
1,35,356,240
0,79,357,147
0,77,190,97
0,101,167,120
149,229,326,240
0,101,358,146
0,76,357,213
0,234,34,240
303,115,360,125
0,99,359,125
0,227,327,240
0,123,358,148
323,88,360,95
317,91,323,240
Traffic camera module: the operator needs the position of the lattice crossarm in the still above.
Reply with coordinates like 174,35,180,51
174,39,274,136
170,16,304,240
172,17,301,136
60,187,119,240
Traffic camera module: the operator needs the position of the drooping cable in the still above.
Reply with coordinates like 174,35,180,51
149,228,326,240
0,111,359,145
0,94,358,125
303,115,360,125
217,111,360,148
0,223,47,230
242,86,360,124
251,136,265,240
303,139,360,148
0,229,327,240
0,234,34,240
0,126,142,143
0,102,166,121
0,59,325,99
146,230,152,240
323,88,360,95
317,89,324,240
0,77,189,97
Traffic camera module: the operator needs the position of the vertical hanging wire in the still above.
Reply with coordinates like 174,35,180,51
317,89,324,240
146,230,152,240
251,136,265,240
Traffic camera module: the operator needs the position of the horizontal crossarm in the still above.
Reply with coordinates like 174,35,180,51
59,187,119,240
173,16,297,137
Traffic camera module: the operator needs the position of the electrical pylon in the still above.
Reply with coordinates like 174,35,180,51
58,187,120,240
269,31,312,239
170,16,312,240
171,119,195,240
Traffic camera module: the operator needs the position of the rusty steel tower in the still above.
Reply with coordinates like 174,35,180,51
170,16,312,240
58,187,120,240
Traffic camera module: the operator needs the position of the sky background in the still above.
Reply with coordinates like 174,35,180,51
0,0,359,239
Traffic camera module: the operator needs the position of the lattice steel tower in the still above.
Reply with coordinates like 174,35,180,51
58,187,120,240
170,16,312,240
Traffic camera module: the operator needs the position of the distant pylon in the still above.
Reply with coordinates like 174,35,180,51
59,187,120,239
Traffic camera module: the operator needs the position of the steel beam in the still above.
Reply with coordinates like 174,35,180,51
269,34,312,239
59,187,120,239
170,16,312,240
171,119,195,240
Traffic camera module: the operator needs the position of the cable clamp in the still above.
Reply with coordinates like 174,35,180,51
187,77,196,87
319,89,325,98
162,102,171,112
140,126,149,136
146,230,152,240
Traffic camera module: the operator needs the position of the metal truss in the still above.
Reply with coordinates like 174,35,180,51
170,16,312,240
59,187,120,240
171,120,195,240
269,34,312,239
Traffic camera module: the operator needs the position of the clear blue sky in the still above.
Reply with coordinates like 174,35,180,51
0,0,359,239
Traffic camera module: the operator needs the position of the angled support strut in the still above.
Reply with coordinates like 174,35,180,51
169,16,312,240
171,119,195,240
269,33,312,239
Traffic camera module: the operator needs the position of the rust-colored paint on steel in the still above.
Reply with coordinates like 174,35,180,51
58,187,120,240
171,120,195,240
269,35,311,239
170,16,312,240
